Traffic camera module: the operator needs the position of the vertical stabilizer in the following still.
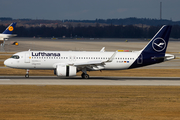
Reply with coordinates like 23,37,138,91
142,25,172,54
129,25,172,69
2,22,17,34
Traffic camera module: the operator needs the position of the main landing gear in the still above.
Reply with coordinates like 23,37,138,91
81,68,89,79
25,69,29,78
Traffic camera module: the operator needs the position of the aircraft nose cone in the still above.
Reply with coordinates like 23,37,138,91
4,59,10,67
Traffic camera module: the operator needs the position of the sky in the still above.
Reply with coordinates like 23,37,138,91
0,0,180,21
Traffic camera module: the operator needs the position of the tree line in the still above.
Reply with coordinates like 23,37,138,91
0,24,180,38
65,18,180,26
1,17,180,26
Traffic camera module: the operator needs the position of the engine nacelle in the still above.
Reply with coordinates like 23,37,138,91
55,64,77,77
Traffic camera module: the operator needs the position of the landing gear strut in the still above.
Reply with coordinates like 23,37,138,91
25,69,29,78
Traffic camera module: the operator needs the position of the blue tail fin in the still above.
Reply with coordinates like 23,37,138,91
129,25,172,69
142,25,172,54
2,22,17,34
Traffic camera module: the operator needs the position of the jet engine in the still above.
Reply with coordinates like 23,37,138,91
54,64,77,77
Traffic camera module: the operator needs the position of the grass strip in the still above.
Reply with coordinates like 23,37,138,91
0,86,180,120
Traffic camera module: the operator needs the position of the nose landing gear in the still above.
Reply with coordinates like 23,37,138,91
25,69,29,78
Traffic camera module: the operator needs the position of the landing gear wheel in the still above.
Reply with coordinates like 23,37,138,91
81,73,89,79
84,74,89,79
25,74,29,78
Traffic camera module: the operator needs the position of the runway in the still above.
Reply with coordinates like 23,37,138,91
0,76,180,86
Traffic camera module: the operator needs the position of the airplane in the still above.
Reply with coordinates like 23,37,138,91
4,25,175,79
0,22,17,46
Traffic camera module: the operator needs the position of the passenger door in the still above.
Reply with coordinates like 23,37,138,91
25,52,30,63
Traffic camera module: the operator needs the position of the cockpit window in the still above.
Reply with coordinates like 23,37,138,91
10,55,20,59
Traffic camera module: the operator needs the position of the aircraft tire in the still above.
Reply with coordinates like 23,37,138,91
25,74,29,78
83,74,89,79
81,73,89,79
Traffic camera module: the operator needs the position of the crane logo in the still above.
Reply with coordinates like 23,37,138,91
152,38,166,52
8,26,14,31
